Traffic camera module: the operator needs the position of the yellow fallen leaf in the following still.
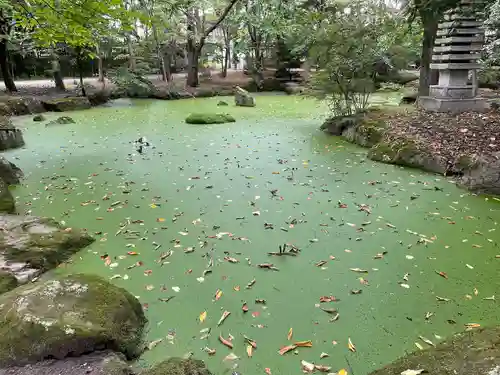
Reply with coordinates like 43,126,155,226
348,337,356,352
199,311,207,323
338,369,348,375
246,344,253,357
287,328,293,341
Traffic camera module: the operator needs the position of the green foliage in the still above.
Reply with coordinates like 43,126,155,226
308,1,390,116
109,67,156,97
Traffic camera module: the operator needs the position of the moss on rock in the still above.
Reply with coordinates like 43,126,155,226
0,215,94,272
0,271,18,294
141,358,212,375
0,179,15,214
42,97,91,112
369,327,500,375
185,113,235,124
0,273,147,366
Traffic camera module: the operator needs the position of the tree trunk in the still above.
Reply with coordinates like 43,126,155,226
51,53,66,91
75,49,86,97
186,41,200,87
165,51,172,82
96,44,104,83
0,40,17,92
222,45,230,78
418,16,438,96
152,23,167,81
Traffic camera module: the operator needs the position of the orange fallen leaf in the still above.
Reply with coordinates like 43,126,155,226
219,334,233,349
233,285,240,291
157,218,166,222
295,340,313,347
287,328,293,341
215,289,223,301
278,344,297,355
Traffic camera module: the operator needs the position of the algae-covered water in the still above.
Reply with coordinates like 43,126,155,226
6,94,500,375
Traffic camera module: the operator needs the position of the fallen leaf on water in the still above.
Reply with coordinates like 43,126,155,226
314,365,332,372
287,328,293,341
350,268,368,273
203,347,216,356
301,360,315,373
278,344,297,355
223,353,238,361
321,307,338,314
224,256,239,263
415,342,424,350
295,340,313,347
338,370,348,375
252,311,260,318
474,288,479,296
219,334,233,349
435,270,448,279
319,296,337,303
214,289,223,301
419,336,435,347
348,338,356,352
436,296,450,302
246,278,256,289
242,303,249,312
172,286,180,293
199,311,207,323
265,368,272,375
401,370,425,375
465,323,481,329
217,311,231,326
483,295,495,301
246,344,253,357
315,260,327,267
320,352,329,359
147,339,163,350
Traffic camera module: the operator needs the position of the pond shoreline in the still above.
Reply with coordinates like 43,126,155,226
322,108,500,197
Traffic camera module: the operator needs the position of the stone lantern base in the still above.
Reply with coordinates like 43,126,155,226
418,96,489,113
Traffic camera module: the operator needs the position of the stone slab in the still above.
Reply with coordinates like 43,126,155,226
439,21,483,28
432,54,481,61
418,97,488,113
435,36,484,44
429,85,475,99
430,63,481,70
434,45,483,52
437,28,483,36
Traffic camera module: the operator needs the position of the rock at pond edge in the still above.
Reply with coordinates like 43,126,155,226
0,156,23,185
33,114,46,122
460,152,500,195
0,351,132,375
0,271,18,295
234,86,256,107
185,113,235,124
0,273,147,366
46,116,75,126
368,327,500,375
0,215,94,282
0,180,15,214
42,97,91,112
141,358,212,375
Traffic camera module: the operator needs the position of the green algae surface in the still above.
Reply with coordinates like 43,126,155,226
6,94,500,375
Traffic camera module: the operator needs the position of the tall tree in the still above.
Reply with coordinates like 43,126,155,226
0,4,17,92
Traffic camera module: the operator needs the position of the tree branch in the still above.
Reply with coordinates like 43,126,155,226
199,0,240,45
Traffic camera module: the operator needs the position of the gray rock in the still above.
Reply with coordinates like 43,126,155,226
0,97,44,116
141,358,212,375
217,101,229,106
0,274,147,366
0,156,23,185
283,82,305,95
0,271,17,295
0,117,25,151
42,97,91,112
0,351,132,375
33,114,46,122
368,327,500,375
46,116,75,126
87,90,111,106
460,153,500,195
0,179,14,214
0,215,94,283
234,86,256,107
320,116,360,135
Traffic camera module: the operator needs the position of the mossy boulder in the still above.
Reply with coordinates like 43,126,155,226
185,113,235,124
33,114,46,122
369,327,500,375
368,137,446,174
0,271,18,294
0,215,94,282
234,86,256,107
0,273,147,366
0,156,23,185
0,97,44,116
320,115,360,135
42,97,91,112
46,116,76,126
217,100,229,106
0,351,132,375
0,118,25,151
0,179,15,214
141,358,212,375
343,118,387,148
460,153,500,195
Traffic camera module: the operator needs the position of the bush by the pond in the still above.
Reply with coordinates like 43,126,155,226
142,357,212,375
185,113,236,124
46,116,75,126
0,273,147,366
42,97,91,112
0,271,17,295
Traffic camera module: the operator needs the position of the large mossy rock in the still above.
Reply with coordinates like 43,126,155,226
0,215,94,282
42,97,91,112
369,327,500,375
320,112,387,148
0,156,23,185
87,90,111,106
46,116,76,126
141,358,212,375
460,153,500,195
185,113,235,124
234,86,256,107
0,97,44,116
0,351,132,375
368,137,446,174
0,271,18,295
0,179,15,214
0,273,147,366
0,117,25,151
